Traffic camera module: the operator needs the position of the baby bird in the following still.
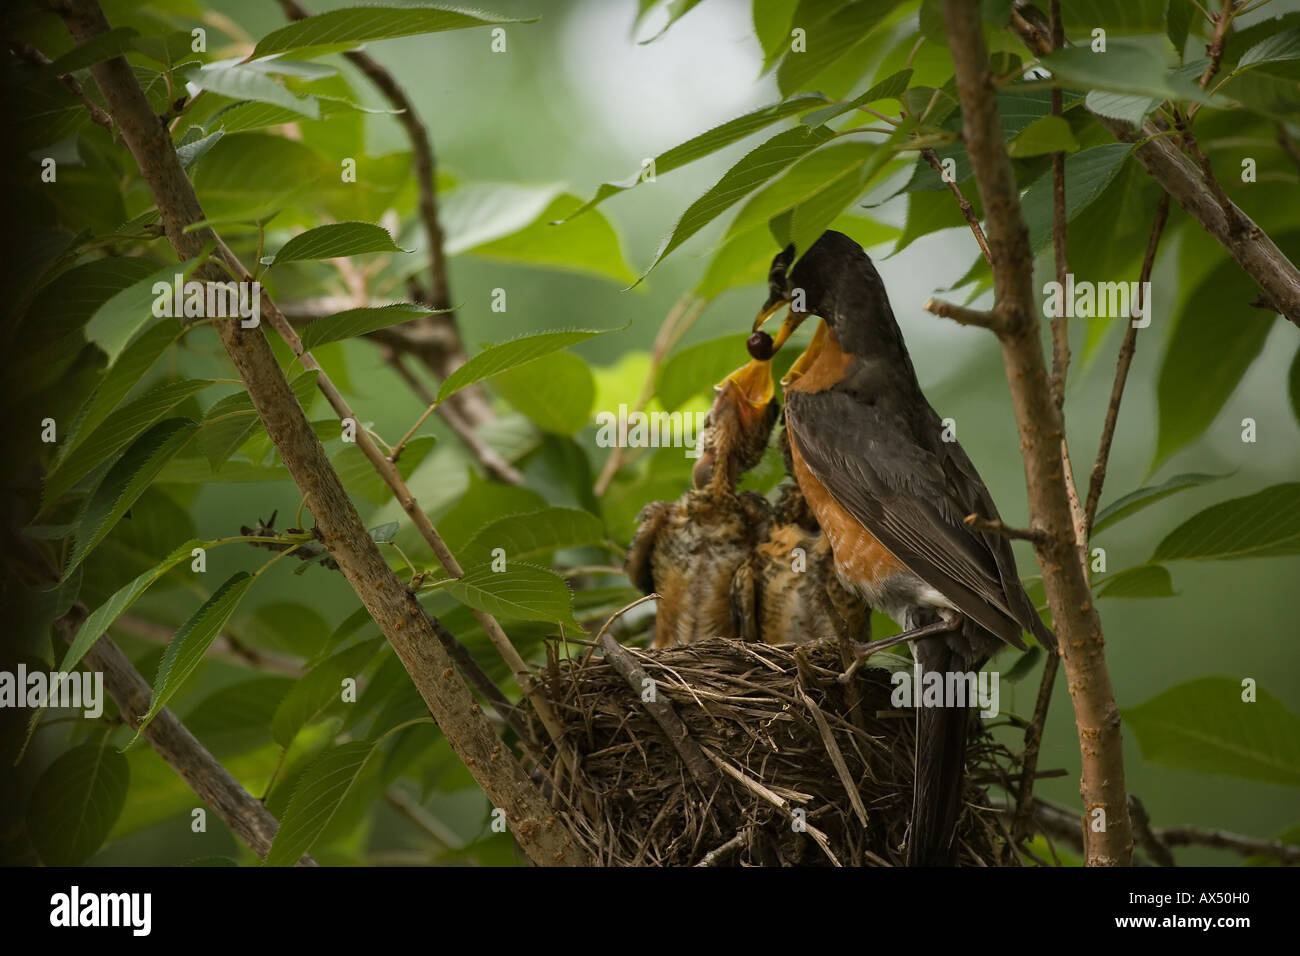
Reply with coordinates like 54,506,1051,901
625,358,778,648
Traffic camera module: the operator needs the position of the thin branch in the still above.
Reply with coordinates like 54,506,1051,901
1047,0,1068,410
1011,651,1060,842
1157,825,1300,864
1009,0,1300,327
1129,795,1176,867
383,345,524,484
54,605,316,865
1196,0,1236,93
595,595,728,804
116,612,302,678
276,0,493,426
922,147,992,262
54,0,588,865
943,0,1132,865
1083,193,1171,535
9,39,114,134
922,296,1001,330
963,513,1046,543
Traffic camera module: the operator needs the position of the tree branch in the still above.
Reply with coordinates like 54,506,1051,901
1010,0,1300,327
54,605,316,865
55,0,588,866
276,0,494,427
1084,193,1171,535
943,0,1132,865
922,147,992,263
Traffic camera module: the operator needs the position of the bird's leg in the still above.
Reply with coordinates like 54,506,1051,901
838,614,965,684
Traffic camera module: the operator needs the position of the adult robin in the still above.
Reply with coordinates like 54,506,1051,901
625,358,777,648
752,230,1055,866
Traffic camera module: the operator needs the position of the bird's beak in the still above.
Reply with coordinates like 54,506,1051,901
752,296,805,353
717,357,774,408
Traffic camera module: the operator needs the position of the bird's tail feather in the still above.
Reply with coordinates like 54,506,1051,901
908,643,971,867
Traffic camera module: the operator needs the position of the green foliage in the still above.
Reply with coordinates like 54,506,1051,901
27,745,130,866
438,327,619,402
251,6,536,59
129,572,258,745
262,222,407,266
1152,484,1300,562
1126,678,1300,786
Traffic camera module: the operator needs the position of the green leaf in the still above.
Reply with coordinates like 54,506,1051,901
85,258,204,365
58,322,183,473
564,93,827,221
458,507,607,568
196,371,319,472
263,221,406,266
56,541,203,675
640,124,834,280
775,1,907,96
1217,28,1300,118
1237,27,1300,70
1003,646,1042,684
1007,114,1078,157
211,95,397,133
1093,472,1229,535
272,639,385,748
491,352,595,434
131,29,201,68
1151,483,1300,562
799,69,912,127
26,744,129,866
251,5,537,59
334,436,436,506
177,129,225,170
65,418,199,576
187,63,319,119
1125,677,1300,786
299,303,437,352
657,334,749,411
728,140,879,238
438,327,618,403
48,27,139,74
128,572,257,745
1083,90,1158,127
266,737,392,865
1039,36,1208,103
1021,144,1131,251
185,676,293,758
459,192,636,285
1167,0,1193,58
1153,252,1282,469
1094,564,1175,599
43,379,210,507
439,563,581,630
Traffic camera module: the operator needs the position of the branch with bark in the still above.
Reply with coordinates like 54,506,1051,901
938,0,1132,865
53,605,316,865
1010,0,1300,327
53,0,588,866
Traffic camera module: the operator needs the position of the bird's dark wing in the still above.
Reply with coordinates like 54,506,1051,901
786,388,1029,648
931,413,1056,650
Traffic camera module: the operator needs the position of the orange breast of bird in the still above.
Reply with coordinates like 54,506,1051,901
784,327,906,592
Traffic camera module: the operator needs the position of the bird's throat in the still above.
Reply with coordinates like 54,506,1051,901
782,320,852,393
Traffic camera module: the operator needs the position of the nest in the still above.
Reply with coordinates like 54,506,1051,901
529,638,1020,867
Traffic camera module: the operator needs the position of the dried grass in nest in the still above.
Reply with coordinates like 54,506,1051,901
527,638,1021,867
